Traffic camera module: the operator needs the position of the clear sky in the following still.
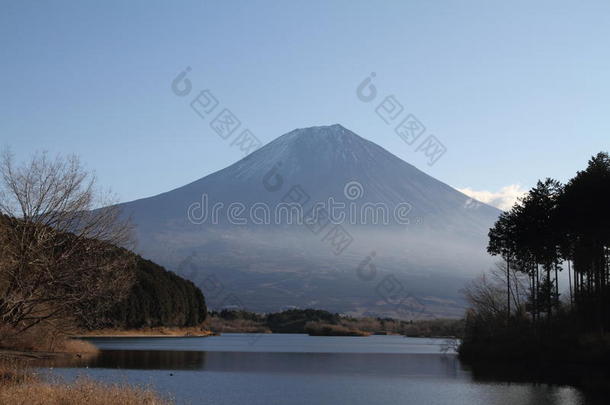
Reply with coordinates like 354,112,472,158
1,0,609,207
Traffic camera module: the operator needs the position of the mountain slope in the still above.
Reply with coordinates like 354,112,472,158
118,124,501,319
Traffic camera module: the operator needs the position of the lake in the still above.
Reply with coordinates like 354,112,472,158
38,334,605,405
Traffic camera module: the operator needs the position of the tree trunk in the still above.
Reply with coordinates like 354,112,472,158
506,255,511,321
568,260,576,309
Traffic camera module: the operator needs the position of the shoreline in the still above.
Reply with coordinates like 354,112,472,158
73,334,215,338
76,330,458,339
71,327,216,339
0,349,96,363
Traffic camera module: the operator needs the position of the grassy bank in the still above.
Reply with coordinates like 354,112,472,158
0,325,100,359
73,326,215,338
0,360,172,405
0,325,174,405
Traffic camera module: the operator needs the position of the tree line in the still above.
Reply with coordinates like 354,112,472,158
93,256,207,329
487,152,609,329
461,152,610,362
208,308,464,337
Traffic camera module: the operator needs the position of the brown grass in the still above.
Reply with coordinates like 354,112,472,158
0,378,172,405
75,325,215,337
304,322,371,336
204,317,271,334
0,377,173,405
0,359,36,386
58,338,100,354
0,325,99,355
0,360,173,405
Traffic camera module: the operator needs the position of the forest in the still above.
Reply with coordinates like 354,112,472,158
0,213,207,336
94,255,207,329
460,152,610,364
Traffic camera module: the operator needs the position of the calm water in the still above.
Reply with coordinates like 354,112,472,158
38,334,605,405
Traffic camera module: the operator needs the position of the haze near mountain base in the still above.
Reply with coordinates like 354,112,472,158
117,124,501,319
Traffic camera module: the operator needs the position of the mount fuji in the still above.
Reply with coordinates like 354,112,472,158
117,124,501,319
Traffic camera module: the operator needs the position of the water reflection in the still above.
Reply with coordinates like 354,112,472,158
35,336,610,405
466,361,610,405
41,350,465,378
40,350,205,370
79,334,446,354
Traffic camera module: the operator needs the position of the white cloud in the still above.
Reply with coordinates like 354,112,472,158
457,184,527,211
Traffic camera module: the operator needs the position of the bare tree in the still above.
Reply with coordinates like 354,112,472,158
462,261,530,325
462,272,506,319
0,149,135,335
489,261,530,315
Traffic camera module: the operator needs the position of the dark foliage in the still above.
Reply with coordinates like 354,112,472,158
82,256,207,329
462,151,610,364
212,309,265,323
266,309,339,333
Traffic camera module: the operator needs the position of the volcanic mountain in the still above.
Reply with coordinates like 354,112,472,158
118,124,501,318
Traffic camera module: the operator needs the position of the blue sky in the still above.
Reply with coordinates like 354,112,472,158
1,0,609,207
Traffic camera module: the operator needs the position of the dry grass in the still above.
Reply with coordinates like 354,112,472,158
0,325,99,355
304,322,371,336
0,325,53,352
0,359,35,386
58,338,99,354
76,325,215,337
204,311,464,337
0,377,173,405
0,360,173,405
205,317,270,334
